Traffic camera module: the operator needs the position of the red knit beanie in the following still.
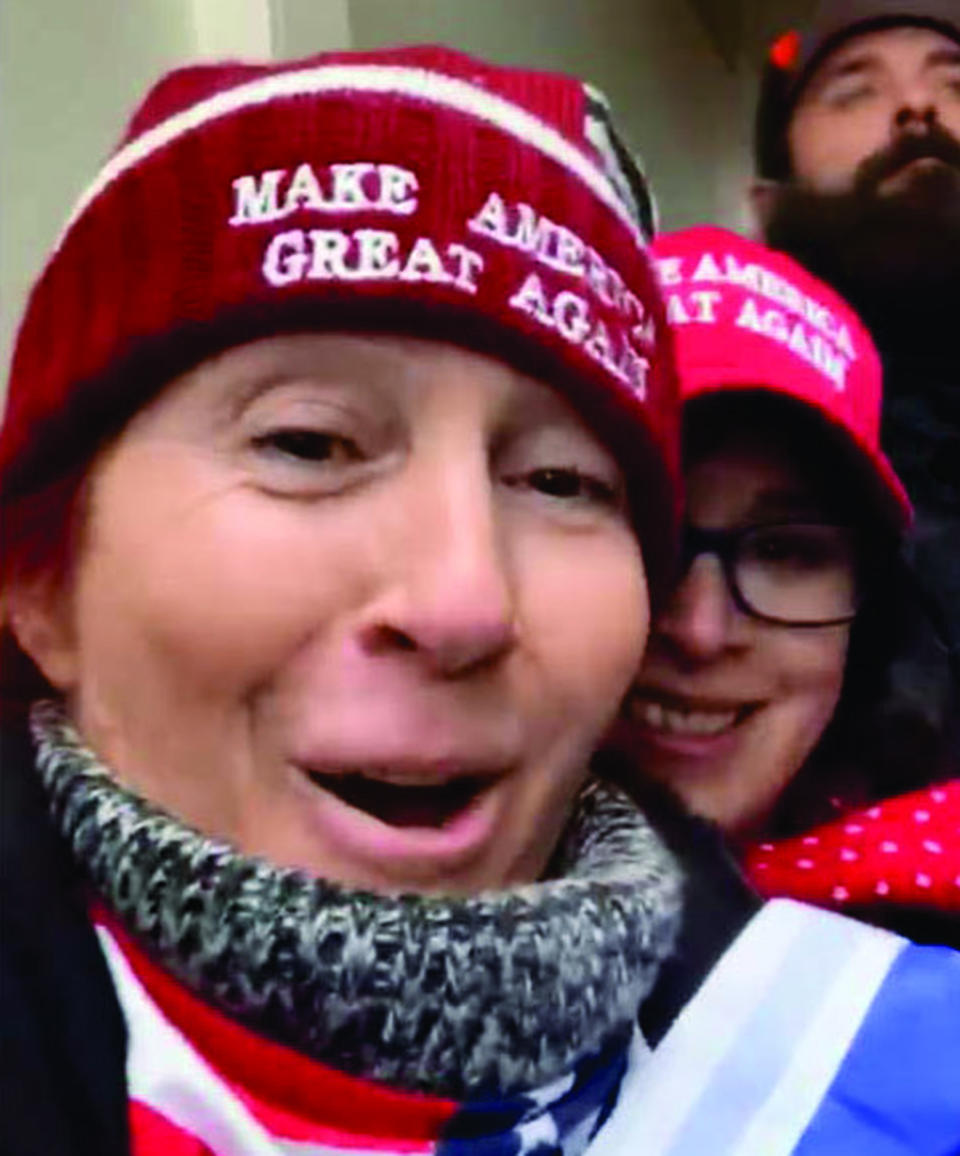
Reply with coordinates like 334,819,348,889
0,45,680,598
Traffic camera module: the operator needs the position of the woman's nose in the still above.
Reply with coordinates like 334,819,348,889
651,554,740,664
357,467,518,677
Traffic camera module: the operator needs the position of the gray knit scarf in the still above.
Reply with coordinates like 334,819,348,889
31,699,682,1101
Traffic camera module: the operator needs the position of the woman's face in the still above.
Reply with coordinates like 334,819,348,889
17,334,648,893
627,430,851,838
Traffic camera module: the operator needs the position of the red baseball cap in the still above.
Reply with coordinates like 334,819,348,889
651,225,912,530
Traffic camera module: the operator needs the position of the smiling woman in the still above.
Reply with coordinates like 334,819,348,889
623,225,959,947
631,415,862,829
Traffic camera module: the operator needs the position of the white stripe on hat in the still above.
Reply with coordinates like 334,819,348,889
58,63,645,251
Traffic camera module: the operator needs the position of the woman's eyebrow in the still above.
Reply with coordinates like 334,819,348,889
222,370,367,423
222,372,301,421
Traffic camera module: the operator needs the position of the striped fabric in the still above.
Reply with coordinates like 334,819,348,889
96,920,629,1155
592,900,960,1155
97,901,960,1156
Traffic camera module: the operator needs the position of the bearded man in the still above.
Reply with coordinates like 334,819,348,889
752,0,960,767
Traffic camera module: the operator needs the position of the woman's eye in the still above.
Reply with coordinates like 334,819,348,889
746,527,849,570
252,428,361,465
752,534,814,564
510,467,621,508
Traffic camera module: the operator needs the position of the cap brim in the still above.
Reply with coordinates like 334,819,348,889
684,381,914,534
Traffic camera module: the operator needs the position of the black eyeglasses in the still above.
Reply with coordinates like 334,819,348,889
679,521,861,627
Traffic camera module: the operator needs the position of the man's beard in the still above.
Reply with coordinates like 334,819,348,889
763,123,960,344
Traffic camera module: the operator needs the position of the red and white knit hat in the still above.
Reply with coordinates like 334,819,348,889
651,225,912,529
0,45,680,595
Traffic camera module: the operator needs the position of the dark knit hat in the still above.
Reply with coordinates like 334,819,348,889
0,45,680,597
755,0,960,179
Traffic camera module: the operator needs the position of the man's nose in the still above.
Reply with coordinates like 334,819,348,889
893,95,939,133
356,464,518,677
650,555,741,665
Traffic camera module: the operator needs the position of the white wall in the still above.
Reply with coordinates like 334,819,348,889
0,0,273,387
274,0,351,54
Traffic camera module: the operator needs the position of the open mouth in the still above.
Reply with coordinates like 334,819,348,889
306,770,489,828
292,760,508,878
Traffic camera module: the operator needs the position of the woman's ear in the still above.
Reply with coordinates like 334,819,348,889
5,574,79,690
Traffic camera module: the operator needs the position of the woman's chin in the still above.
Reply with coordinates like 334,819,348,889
620,705,779,831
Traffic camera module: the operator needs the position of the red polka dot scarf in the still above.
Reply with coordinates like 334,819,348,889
744,780,960,916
